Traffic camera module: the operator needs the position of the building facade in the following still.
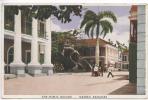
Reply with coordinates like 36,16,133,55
136,5,148,95
4,9,53,76
129,5,137,83
129,5,148,95
121,50,129,70
76,39,119,67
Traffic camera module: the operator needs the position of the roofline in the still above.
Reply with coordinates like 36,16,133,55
77,38,117,48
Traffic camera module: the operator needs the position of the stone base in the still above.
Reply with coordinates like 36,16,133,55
42,64,54,75
27,64,42,76
10,63,25,77
4,74,17,80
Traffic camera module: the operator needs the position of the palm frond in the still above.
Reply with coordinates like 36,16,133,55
80,19,88,28
98,11,117,23
84,10,97,19
80,10,97,28
90,24,96,39
84,20,94,37
100,20,113,38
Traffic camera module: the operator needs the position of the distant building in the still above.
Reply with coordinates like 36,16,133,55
121,50,129,70
75,38,119,67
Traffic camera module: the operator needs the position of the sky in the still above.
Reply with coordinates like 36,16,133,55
50,6,131,46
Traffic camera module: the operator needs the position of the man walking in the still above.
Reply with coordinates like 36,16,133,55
94,65,99,77
107,65,114,78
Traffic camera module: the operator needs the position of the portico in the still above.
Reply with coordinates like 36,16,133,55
4,9,53,76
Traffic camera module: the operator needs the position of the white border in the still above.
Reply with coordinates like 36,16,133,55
1,1,4,100
1,1,148,99
1,0,148,5
145,5,148,98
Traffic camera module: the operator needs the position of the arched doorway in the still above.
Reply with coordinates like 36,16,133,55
6,46,14,74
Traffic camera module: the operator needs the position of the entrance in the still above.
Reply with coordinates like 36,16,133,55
25,50,31,73
6,46,14,74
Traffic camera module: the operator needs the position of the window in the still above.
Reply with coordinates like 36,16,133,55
4,6,14,31
21,11,32,35
39,45,44,64
40,54,44,64
122,55,127,61
99,47,105,56
38,20,46,38
90,47,95,56
122,64,129,69
8,47,14,64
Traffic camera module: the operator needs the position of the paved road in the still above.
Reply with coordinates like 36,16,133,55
4,71,136,95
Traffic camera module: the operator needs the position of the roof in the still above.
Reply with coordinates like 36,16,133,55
122,50,129,55
76,38,117,47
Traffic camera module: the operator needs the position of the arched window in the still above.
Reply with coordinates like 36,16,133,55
5,46,14,74
7,46,14,64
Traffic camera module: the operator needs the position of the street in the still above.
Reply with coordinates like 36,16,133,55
4,71,136,95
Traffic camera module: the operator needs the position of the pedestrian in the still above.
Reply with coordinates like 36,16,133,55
94,65,99,77
100,64,104,77
91,66,95,76
91,62,95,76
107,66,114,78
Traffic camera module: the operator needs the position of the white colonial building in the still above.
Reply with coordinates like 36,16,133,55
4,10,53,76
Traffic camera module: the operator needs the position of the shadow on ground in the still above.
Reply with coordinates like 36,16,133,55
109,83,136,95
113,75,129,80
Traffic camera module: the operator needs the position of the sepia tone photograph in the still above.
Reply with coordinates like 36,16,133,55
1,2,148,99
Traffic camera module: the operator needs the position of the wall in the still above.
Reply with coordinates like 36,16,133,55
107,46,118,63
137,5,147,95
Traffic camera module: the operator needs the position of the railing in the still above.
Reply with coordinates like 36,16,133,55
38,30,46,39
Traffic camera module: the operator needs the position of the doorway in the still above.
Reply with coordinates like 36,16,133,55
25,50,31,73
6,46,14,74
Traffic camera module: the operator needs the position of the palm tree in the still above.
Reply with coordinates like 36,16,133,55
80,10,117,68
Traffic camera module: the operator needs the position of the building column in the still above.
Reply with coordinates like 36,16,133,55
42,18,54,75
105,45,108,66
10,10,25,76
28,18,42,76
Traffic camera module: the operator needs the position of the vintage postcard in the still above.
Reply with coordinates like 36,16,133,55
0,0,148,99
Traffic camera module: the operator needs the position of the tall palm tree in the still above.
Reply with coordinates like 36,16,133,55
80,10,117,68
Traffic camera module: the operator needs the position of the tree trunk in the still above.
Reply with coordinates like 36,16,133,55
95,38,99,66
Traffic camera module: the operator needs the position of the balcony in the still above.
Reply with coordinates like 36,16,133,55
38,31,46,39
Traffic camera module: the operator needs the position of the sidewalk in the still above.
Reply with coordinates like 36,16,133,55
4,71,136,95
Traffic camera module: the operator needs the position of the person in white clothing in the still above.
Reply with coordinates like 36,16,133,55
94,65,99,77
107,66,114,78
